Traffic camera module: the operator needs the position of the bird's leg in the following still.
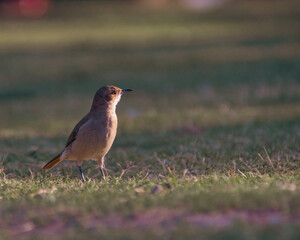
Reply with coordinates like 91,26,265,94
98,157,106,180
77,160,85,183
78,166,85,183
99,168,106,180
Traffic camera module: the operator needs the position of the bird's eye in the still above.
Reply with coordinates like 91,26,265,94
111,90,117,95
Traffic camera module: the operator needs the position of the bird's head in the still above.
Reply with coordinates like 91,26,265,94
92,85,133,109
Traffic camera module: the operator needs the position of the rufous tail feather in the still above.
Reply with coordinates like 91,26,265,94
43,152,63,169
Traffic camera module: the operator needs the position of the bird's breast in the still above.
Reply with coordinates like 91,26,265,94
93,114,117,147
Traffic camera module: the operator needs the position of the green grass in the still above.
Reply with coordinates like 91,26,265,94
1,175,300,239
0,0,300,239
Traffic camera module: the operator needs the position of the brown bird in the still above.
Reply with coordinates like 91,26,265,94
43,85,133,182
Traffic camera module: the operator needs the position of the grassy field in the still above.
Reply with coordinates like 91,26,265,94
0,0,300,239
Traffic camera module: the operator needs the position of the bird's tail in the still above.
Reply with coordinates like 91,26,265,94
43,151,64,170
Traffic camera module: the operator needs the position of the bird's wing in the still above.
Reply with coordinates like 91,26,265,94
65,113,90,147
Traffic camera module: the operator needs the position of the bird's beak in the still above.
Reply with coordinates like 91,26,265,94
122,89,133,94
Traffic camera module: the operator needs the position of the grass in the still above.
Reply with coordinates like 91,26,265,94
1,175,300,239
0,0,300,239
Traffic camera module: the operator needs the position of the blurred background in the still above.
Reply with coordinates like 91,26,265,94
0,0,299,153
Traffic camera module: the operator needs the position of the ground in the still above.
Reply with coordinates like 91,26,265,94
0,0,299,239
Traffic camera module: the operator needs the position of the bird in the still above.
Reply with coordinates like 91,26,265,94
43,85,133,182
